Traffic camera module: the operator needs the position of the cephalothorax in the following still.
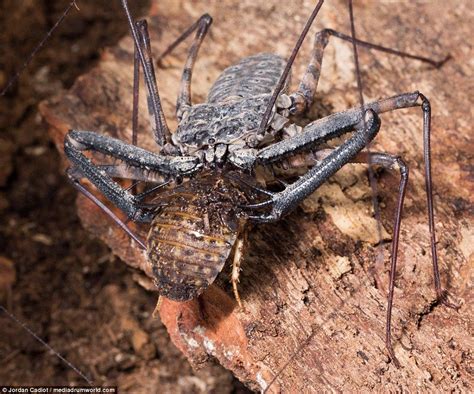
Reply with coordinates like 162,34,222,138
64,0,454,366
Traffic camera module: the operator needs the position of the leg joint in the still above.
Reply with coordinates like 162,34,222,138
200,13,213,26
394,156,409,180
417,92,431,112
314,28,332,46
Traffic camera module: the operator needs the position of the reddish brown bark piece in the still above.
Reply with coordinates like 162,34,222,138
159,286,276,392
41,1,472,392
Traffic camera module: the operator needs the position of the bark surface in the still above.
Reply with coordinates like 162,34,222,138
41,0,472,392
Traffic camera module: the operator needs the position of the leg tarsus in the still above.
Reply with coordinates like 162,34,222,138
386,340,402,368
232,279,243,310
418,93,456,309
131,21,141,147
438,291,460,310
355,149,457,362
370,153,408,370
348,151,407,368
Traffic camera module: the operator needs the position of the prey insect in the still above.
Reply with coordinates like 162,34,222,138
51,0,455,368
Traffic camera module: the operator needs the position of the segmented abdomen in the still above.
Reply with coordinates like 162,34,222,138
146,187,238,301
207,53,287,103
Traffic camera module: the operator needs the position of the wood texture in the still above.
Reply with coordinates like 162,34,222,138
40,0,472,392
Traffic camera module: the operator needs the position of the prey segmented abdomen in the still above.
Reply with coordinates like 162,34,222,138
146,190,237,301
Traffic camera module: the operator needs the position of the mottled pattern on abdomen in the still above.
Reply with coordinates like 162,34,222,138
207,53,287,103
145,173,250,301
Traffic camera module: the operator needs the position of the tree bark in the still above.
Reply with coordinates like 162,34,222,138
40,0,472,392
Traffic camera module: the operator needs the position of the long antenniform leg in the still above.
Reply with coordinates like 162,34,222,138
131,21,142,149
0,1,79,96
